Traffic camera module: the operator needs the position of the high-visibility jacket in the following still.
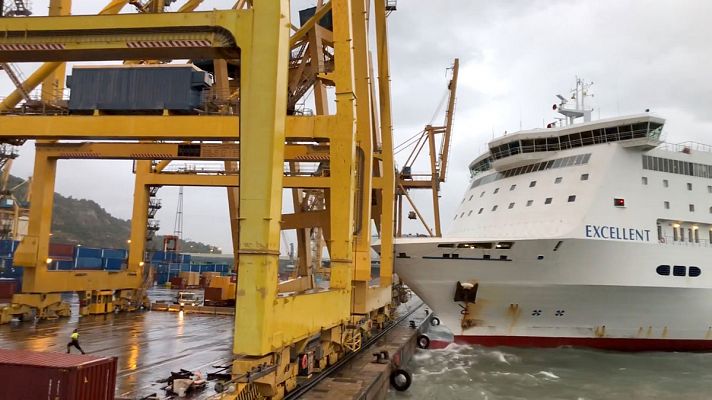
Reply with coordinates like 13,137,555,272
71,332,79,340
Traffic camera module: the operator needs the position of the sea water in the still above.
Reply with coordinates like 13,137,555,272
390,327,712,399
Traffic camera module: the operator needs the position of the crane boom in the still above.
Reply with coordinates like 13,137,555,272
439,58,458,182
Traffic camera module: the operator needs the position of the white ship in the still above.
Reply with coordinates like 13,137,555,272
393,80,712,350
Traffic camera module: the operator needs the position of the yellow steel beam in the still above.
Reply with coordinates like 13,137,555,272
142,174,330,189
374,0,395,287
351,0,375,284
128,160,151,273
234,0,293,356
0,115,335,141
328,0,357,292
34,142,330,161
0,0,127,112
0,10,250,62
17,270,142,293
41,0,72,103
289,2,332,47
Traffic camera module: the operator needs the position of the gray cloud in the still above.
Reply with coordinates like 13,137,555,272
2,0,711,249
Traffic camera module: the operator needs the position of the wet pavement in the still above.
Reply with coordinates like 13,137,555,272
0,289,234,399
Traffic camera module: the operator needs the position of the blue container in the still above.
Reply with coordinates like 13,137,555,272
102,248,127,259
76,247,102,258
155,264,168,274
75,257,103,269
190,264,200,272
204,265,216,272
67,64,212,113
180,263,191,272
56,260,74,270
0,240,14,256
151,251,166,261
168,263,181,272
155,272,169,285
103,258,124,269
180,254,192,264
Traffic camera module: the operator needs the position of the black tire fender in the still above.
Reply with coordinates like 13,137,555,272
389,368,412,391
416,334,430,349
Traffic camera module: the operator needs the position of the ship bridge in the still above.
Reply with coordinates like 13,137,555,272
485,114,665,171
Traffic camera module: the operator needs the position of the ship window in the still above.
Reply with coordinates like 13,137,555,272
529,181,537,187
642,177,648,185
656,265,671,276
483,254,491,260
574,154,585,164
468,195,473,201
467,210,473,216
680,228,685,242
510,184,516,191
663,179,669,188
709,206,712,214
687,183,693,191
694,228,700,243
553,158,563,168
710,230,712,243
555,177,563,184
478,208,484,214
545,197,553,205
437,243,454,248
496,242,514,249
688,228,693,242
492,205,498,211
673,226,680,241
526,200,533,207
458,243,493,249
568,195,576,202
664,201,670,209
454,215,458,220
508,202,515,209
581,173,589,181
499,255,508,260
690,204,695,212
493,187,499,194
673,265,686,277
708,185,712,193
460,212,465,218
480,191,485,197
689,266,702,277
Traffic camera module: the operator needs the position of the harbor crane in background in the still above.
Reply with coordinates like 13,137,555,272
395,58,459,237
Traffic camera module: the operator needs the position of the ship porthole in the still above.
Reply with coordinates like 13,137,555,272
430,317,441,326
537,255,544,260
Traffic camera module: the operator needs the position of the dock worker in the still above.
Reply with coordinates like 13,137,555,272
66,328,86,354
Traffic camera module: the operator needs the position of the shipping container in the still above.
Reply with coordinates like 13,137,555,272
67,64,212,113
76,247,102,259
103,258,124,270
0,349,117,400
155,272,169,285
0,240,16,256
170,276,185,289
56,260,75,270
0,278,16,299
101,248,127,259
75,257,103,269
49,243,76,259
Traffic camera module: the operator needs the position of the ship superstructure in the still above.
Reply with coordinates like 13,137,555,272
393,82,712,350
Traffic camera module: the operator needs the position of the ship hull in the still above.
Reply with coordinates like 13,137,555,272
394,238,712,351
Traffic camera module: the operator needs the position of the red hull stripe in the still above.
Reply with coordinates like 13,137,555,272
453,335,712,352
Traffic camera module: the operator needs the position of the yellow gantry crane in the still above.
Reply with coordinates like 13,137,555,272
0,0,398,397
395,58,459,237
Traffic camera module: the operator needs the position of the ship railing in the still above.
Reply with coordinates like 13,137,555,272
657,235,712,247
657,141,712,154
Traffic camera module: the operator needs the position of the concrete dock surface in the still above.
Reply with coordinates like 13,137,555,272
0,289,234,399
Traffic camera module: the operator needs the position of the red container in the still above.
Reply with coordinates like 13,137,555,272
170,276,185,289
49,242,76,260
0,279,16,299
204,287,223,301
0,349,117,400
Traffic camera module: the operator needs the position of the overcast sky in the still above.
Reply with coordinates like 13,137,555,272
2,0,711,254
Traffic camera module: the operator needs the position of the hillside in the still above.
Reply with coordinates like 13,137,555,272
8,175,220,252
